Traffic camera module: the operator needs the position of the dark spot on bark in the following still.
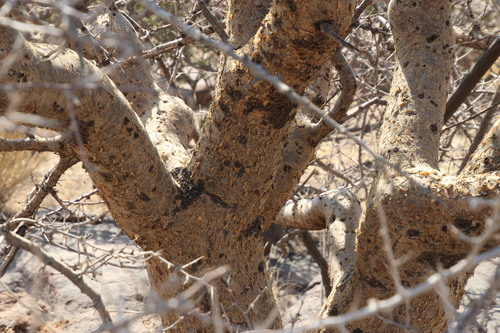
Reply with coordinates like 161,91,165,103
275,16,282,28
133,132,139,139
427,34,439,43
265,88,296,129
312,95,325,106
236,135,247,145
403,61,409,68
138,192,150,202
52,102,64,113
126,127,133,133
286,0,297,12
149,165,154,173
172,167,205,211
454,218,481,235
417,252,463,269
412,1,417,6
99,172,113,183
328,305,339,316
393,147,399,152
418,93,424,99
123,117,130,125
483,157,491,164
78,120,94,144
430,123,438,133
243,97,261,114
126,201,136,210
429,100,438,107
206,191,235,208
218,253,226,258
407,229,420,239
366,276,387,290
415,26,420,31
223,160,231,167
258,261,265,273
292,38,313,49
283,165,292,173
152,186,157,192
218,101,230,115
441,225,447,232
233,161,245,177
446,20,450,26
353,329,364,333
226,86,242,101
239,216,263,240
8,70,27,83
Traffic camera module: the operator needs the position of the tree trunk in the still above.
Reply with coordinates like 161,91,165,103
1,0,499,332
0,0,356,331
319,1,500,332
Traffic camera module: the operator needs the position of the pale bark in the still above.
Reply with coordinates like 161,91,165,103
319,1,500,332
276,189,361,291
3,0,497,332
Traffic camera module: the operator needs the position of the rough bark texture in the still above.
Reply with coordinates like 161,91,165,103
147,1,356,329
319,1,500,332
3,0,498,332
1,0,356,331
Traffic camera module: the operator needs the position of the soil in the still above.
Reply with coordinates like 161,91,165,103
0,148,498,332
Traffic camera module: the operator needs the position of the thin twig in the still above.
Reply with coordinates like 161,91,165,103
457,91,500,174
1,219,113,326
196,0,228,43
0,134,65,153
300,231,332,296
0,155,78,278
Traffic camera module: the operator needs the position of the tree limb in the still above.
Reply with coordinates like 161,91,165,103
0,134,65,153
0,26,179,246
444,37,500,123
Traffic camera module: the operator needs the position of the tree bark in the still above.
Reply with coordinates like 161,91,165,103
319,1,500,332
1,0,357,330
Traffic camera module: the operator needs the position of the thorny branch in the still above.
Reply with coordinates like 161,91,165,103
0,0,498,331
1,218,113,326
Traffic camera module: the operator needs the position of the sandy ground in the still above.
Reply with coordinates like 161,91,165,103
0,147,498,332
0,219,498,332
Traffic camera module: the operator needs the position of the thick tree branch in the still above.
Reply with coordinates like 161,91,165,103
378,0,455,169
137,0,358,329
319,1,500,332
0,27,178,247
444,37,500,123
